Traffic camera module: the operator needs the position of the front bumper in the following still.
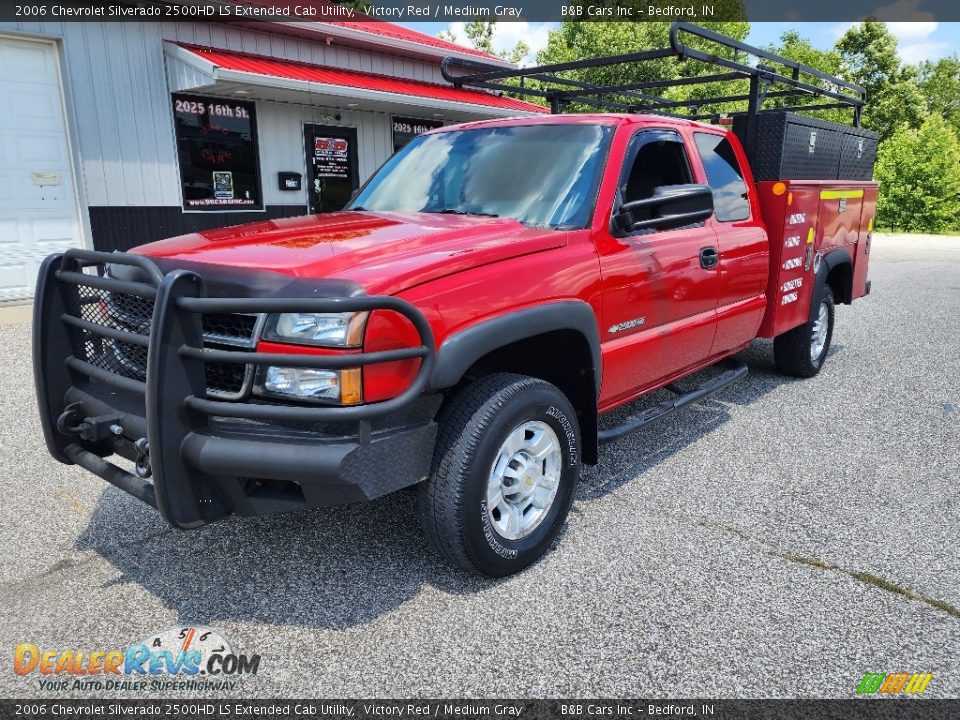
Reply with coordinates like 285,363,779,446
34,249,437,529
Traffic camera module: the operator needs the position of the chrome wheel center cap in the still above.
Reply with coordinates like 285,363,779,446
504,457,540,501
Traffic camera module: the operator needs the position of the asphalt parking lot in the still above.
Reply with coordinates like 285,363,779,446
1,232,957,699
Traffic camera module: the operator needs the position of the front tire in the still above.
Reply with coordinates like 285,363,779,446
774,283,835,378
419,373,581,576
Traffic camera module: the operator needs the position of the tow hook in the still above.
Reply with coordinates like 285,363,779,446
56,403,84,437
56,403,122,443
134,438,152,479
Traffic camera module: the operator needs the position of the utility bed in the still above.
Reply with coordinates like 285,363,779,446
756,180,876,338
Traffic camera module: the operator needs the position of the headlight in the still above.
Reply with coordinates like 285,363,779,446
259,367,362,404
262,312,367,347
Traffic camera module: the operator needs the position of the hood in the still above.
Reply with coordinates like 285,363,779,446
133,211,566,295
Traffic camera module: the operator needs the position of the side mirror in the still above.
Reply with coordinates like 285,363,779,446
614,184,714,234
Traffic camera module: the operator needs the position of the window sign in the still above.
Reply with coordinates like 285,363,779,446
172,94,263,211
313,136,351,179
392,116,443,152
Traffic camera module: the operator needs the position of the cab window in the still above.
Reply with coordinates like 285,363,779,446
613,130,695,235
693,132,750,222
619,130,693,206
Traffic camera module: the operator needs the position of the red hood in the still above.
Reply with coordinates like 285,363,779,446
134,211,565,295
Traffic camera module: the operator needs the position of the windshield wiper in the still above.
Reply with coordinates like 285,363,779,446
431,208,500,218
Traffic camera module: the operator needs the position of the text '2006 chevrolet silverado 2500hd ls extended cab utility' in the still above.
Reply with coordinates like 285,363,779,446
33,24,876,575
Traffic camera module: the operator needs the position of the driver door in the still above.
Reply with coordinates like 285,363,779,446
597,129,720,408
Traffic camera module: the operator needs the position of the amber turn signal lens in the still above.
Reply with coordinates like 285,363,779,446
772,182,787,196
340,368,363,405
346,312,369,346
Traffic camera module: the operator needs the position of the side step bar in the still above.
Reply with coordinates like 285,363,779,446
598,361,748,445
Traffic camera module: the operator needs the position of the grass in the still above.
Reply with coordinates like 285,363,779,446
699,519,960,621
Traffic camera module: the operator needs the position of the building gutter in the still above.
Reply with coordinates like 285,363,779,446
163,43,538,119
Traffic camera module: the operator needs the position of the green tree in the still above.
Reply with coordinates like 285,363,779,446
439,22,529,64
918,55,960,137
874,115,960,233
534,22,750,114
762,30,849,124
836,22,926,141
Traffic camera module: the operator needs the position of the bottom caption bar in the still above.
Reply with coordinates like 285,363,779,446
3,700,958,720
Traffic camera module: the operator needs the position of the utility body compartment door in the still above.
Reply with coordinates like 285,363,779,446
851,188,877,300
755,180,877,338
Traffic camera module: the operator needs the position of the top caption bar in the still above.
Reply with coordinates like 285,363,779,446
2,0,959,22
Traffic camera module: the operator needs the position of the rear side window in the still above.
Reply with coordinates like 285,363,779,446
694,132,750,222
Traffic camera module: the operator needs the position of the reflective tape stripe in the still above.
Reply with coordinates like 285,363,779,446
820,189,865,200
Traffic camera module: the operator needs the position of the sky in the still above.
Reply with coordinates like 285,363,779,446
401,21,960,66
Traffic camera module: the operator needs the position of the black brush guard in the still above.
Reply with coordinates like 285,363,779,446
33,249,437,529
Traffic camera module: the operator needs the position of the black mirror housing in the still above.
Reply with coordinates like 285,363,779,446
614,184,714,234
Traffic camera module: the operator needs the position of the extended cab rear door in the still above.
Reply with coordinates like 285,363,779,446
595,128,719,409
691,130,769,357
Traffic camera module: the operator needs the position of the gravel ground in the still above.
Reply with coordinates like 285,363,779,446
0,232,957,699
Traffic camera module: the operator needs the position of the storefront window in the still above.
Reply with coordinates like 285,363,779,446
172,94,262,211
392,116,443,152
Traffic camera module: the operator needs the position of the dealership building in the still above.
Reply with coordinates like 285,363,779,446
0,16,544,302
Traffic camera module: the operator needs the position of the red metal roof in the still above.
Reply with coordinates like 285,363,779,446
177,43,548,114
322,22,505,62
228,1,504,62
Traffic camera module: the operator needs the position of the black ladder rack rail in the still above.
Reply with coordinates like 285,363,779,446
440,21,867,159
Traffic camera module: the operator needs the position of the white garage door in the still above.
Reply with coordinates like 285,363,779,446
0,36,82,301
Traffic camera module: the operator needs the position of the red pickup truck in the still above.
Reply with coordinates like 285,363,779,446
33,26,876,576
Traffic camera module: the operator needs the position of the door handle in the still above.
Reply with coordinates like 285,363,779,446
699,246,719,269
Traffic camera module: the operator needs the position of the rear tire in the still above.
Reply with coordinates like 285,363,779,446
419,373,581,576
774,283,835,378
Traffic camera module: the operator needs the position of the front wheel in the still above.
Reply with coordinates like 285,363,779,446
419,373,581,576
774,283,835,378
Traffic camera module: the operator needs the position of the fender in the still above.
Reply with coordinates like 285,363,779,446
811,248,853,316
430,300,602,394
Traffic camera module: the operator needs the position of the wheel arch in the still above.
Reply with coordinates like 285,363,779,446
822,248,854,306
430,301,601,464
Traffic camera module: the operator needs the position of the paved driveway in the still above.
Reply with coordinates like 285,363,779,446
1,233,957,698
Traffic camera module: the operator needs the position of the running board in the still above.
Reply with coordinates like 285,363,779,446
598,361,748,445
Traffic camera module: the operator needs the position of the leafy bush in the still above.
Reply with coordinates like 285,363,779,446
874,116,960,233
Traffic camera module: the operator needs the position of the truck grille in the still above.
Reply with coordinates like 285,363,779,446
66,285,259,398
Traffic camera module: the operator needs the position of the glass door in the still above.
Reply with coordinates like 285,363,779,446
303,125,359,213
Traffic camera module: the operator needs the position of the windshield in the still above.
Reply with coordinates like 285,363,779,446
349,123,613,229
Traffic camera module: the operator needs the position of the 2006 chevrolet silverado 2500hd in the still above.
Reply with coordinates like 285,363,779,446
33,24,876,575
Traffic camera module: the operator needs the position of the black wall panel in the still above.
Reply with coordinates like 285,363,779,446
88,205,310,252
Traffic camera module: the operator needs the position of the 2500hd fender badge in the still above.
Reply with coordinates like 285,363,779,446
608,317,646,334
